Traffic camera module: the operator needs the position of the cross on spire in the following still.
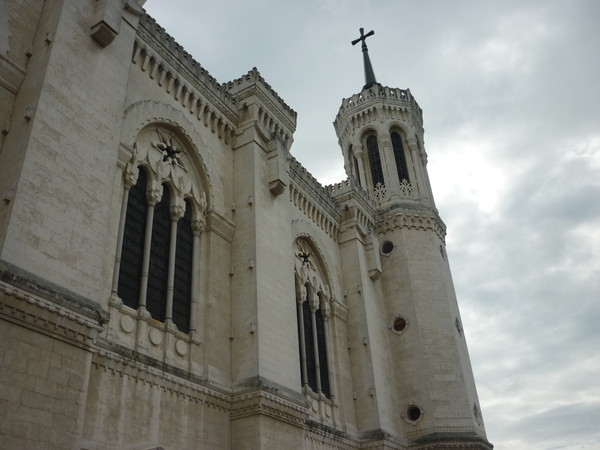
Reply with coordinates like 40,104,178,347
352,27,378,89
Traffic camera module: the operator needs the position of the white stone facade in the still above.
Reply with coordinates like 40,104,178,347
0,1,492,449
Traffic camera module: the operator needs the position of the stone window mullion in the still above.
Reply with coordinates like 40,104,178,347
138,192,159,313
189,219,204,336
165,204,183,324
309,290,322,394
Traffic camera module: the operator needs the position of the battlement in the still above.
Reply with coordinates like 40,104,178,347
334,84,423,141
139,14,237,111
226,68,297,125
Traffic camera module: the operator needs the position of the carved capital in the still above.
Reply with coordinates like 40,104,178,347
297,284,307,303
191,218,205,234
146,185,162,205
170,202,185,221
123,165,139,188
309,293,319,312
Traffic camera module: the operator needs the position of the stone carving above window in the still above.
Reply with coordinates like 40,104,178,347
294,239,332,308
124,125,207,215
154,128,185,168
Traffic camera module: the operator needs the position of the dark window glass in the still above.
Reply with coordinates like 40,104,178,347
173,199,193,332
118,169,147,309
391,131,410,182
353,155,362,186
147,185,171,322
303,293,317,392
366,135,384,187
316,306,330,398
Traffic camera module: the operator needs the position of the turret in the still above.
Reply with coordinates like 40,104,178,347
332,28,492,449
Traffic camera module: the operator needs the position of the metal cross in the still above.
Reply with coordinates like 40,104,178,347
351,27,378,89
352,28,375,50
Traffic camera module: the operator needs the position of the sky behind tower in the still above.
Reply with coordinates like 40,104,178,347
144,1,600,448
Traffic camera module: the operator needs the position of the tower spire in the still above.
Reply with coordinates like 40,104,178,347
351,27,377,89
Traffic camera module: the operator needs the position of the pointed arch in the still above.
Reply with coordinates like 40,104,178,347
293,236,333,399
113,123,209,334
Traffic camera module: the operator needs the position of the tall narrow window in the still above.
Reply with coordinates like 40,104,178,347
366,134,384,187
147,185,171,322
302,291,317,391
315,304,330,398
391,131,410,182
118,168,147,309
173,199,193,332
353,156,362,187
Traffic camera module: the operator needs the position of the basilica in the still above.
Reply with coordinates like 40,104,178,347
0,1,492,448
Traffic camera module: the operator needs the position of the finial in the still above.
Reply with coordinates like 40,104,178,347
351,27,377,89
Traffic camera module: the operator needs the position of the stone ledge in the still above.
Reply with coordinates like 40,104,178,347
0,281,102,350
0,259,107,324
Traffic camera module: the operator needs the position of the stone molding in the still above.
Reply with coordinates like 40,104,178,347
92,345,231,412
289,157,341,239
0,260,107,323
139,15,237,112
226,67,297,140
334,85,424,146
134,24,237,143
0,52,27,96
0,279,102,350
119,101,217,210
376,209,447,243
206,210,236,244
304,420,361,449
408,430,493,450
231,388,307,428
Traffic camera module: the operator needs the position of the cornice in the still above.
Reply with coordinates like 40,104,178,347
92,344,231,412
376,207,447,243
0,260,108,323
226,68,297,136
136,15,238,133
0,279,102,350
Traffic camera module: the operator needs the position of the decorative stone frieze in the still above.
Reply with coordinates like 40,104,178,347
92,346,230,411
0,278,103,350
376,209,447,242
231,388,307,427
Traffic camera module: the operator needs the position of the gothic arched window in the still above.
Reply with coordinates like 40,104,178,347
366,134,384,187
295,240,332,399
391,131,410,183
113,126,207,334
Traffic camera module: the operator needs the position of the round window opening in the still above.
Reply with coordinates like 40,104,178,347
381,241,394,255
407,405,422,422
393,317,407,333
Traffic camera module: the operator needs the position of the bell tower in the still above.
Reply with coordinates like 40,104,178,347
332,29,492,448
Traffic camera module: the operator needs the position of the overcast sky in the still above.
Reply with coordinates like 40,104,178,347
144,1,600,448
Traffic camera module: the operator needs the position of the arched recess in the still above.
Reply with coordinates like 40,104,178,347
119,100,215,211
293,236,335,400
112,123,209,334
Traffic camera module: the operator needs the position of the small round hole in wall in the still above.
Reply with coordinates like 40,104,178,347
407,405,421,422
393,317,407,333
381,241,394,255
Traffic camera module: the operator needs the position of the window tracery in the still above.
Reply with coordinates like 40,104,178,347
112,125,207,334
294,238,333,399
